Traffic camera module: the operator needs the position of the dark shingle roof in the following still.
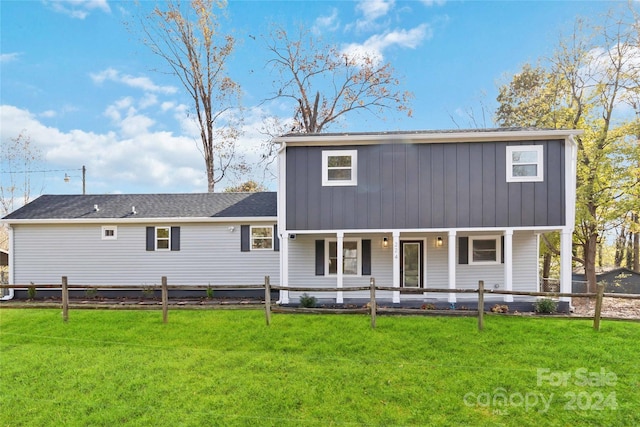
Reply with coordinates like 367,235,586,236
3,193,277,220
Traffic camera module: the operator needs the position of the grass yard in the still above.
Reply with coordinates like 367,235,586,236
0,309,638,426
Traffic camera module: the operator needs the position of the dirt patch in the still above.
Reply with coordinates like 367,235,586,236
572,297,640,319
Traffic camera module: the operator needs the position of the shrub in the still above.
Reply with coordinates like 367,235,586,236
534,298,558,314
299,293,317,308
27,284,37,300
141,286,155,299
84,288,98,299
206,286,214,299
421,303,436,310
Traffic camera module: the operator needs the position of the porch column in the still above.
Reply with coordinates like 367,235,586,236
392,230,400,303
503,230,514,302
279,232,289,304
560,230,572,303
336,232,344,303
448,230,457,303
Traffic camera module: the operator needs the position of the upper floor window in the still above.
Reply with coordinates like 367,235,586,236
506,145,544,182
322,150,357,186
251,226,273,250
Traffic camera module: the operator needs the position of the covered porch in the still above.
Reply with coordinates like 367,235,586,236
278,228,574,305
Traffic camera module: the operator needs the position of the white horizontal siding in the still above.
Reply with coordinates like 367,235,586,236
12,222,279,286
287,234,394,300
455,231,537,291
285,232,538,302
512,232,538,291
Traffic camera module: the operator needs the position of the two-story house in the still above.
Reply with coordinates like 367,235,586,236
2,128,580,306
274,128,580,305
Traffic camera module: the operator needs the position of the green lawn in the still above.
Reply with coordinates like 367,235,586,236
0,309,638,426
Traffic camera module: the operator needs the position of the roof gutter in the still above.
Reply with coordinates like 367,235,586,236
274,129,584,145
1,216,278,226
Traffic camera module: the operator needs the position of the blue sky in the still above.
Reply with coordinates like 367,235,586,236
0,0,623,198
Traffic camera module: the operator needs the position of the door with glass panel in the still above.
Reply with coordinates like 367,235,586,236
401,241,423,287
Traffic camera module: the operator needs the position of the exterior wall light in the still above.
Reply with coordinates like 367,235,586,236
436,236,443,247
382,237,389,248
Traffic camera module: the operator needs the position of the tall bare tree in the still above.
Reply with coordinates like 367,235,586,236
1,131,42,250
137,0,246,192
263,26,413,135
0,131,42,217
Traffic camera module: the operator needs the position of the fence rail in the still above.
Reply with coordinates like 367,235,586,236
1,276,635,331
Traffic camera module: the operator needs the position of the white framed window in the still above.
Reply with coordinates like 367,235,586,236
326,238,361,275
322,150,357,186
155,226,171,251
250,226,273,250
101,226,117,240
506,145,544,182
469,236,501,265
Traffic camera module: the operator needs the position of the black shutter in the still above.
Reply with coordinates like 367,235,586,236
458,237,469,264
274,225,279,252
146,227,155,251
315,240,325,276
362,239,371,275
170,227,180,251
501,236,505,264
240,225,250,252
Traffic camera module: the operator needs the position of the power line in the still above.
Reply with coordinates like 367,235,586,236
0,168,83,174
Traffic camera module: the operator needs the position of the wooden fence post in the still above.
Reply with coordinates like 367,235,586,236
370,277,376,329
593,282,605,331
265,276,271,326
161,276,168,324
477,280,484,331
61,276,69,322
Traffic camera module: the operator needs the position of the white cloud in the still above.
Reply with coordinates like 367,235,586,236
90,68,177,94
0,104,208,194
103,97,157,138
342,23,432,64
351,0,395,33
40,110,57,118
0,52,21,63
357,0,395,22
161,101,176,112
45,0,111,19
139,93,159,109
421,0,446,6
312,8,340,35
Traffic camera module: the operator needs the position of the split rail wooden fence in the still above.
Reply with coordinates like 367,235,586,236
2,276,640,332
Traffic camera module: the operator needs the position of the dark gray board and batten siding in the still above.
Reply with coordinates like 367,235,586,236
285,140,566,230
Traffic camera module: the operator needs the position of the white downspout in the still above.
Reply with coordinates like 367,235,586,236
336,232,344,303
503,229,514,302
1,226,15,300
392,231,400,303
448,230,457,303
275,141,289,304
